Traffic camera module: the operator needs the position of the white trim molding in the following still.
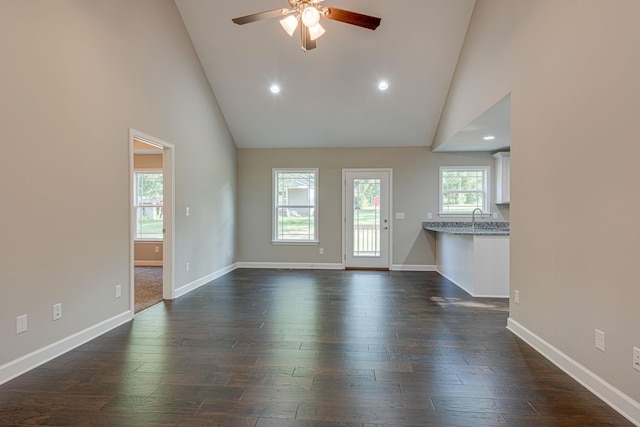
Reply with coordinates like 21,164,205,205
507,318,640,426
173,263,239,299
0,311,132,386
390,264,437,272
237,263,438,272
134,260,163,267
238,262,344,270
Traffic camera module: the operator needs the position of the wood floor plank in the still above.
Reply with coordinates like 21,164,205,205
0,269,633,426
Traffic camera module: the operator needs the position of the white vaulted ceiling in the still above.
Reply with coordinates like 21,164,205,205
175,0,477,149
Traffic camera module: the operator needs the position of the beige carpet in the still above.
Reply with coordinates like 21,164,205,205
134,266,163,313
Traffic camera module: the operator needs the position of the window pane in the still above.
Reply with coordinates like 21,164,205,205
135,172,163,239
137,173,163,205
276,207,315,240
274,169,317,241
136,206,163,239
440,167,488,214
277,172,315,207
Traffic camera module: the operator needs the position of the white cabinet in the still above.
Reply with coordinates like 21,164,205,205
493,152,510,204
436,233,510,298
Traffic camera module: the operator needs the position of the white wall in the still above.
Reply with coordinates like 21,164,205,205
432,0,516,150
435,0,640,420
238,147,505,268
0,0,236,374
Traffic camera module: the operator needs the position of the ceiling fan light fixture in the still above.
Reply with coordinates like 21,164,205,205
308,23,325,40
279,14,299,37
301,6,321,27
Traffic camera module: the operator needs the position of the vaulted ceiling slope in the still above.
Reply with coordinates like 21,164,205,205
175,0,476,149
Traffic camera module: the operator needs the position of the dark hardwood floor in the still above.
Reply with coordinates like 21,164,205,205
0,269,632,426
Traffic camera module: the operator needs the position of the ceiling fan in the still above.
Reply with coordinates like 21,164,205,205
232,0,381,52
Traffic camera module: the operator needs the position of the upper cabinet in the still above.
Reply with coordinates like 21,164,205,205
493,152,510,204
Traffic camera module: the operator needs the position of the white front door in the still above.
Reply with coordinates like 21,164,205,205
344,170,391,269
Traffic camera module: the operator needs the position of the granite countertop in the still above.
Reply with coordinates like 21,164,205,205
422,221,510,236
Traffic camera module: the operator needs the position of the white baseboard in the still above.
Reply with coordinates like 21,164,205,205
0,310,132,386
134,260,163,267
237,262,345,270
237,263,438,272
173,263,238,298
507,318,640,426
390,264,437,271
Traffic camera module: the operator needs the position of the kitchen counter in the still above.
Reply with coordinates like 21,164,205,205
422,221,509,236
423,221,510,298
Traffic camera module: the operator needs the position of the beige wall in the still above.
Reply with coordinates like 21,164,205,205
0,1,236,367
134,242,163,266
238,147,506,266
436,0,640,408
134,153,162,170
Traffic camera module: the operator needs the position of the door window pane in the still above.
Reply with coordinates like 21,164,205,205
353,178,380,257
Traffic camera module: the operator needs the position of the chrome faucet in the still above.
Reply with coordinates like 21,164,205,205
471,208,483,229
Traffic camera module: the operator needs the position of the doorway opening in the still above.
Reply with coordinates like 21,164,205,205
129,129,175,314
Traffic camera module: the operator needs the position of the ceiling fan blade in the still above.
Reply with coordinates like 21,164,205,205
324,7,381,30
232,8,288,25
301,25,317,52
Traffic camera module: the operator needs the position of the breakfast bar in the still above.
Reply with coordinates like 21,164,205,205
423,222,510,298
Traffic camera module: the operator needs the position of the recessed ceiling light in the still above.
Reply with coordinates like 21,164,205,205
270,85,281,94
483,135,496,140
378,81,389,91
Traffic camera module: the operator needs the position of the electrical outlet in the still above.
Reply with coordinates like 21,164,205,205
185,206,190,216
427,212,433,219
186,262,190,272
595,329,606,352
492,212,498,219
115,285,122,298
319,248,324,255
395,212,405,220
155,246,160,253
16,314,27,334
633,347,640,372
514,290,520,304
53,303,62,321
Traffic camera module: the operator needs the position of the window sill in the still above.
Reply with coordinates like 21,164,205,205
438,213,491,218
272,241,319,246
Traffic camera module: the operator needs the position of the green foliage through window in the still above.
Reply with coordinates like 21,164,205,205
135,172,163,239
274,169,318,241
440,167,489,214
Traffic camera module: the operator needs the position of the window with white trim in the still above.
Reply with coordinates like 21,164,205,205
439,166,490,215
273,169,318,243
134,171,163,240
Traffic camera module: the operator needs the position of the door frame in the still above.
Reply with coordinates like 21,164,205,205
129,129,176,314
342,168,393,269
